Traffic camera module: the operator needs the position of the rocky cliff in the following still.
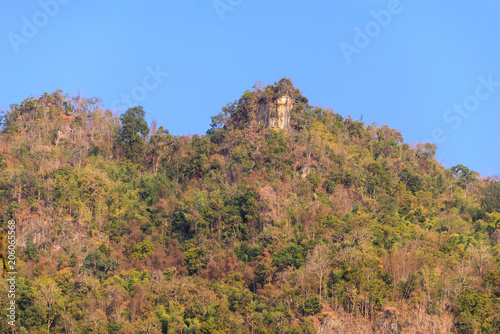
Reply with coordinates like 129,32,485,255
255,93,294,131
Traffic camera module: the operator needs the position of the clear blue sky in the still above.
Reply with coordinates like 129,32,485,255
1,1,499,176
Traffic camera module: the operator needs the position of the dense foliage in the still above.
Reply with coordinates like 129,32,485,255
0,80,499,333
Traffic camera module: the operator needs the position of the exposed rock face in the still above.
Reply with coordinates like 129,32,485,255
256,94,294,130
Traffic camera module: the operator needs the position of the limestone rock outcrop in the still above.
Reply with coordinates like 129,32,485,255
255,93,294,130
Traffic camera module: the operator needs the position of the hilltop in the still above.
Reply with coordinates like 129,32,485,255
0,79,499,333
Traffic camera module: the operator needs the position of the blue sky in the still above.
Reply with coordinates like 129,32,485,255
1,1,499,176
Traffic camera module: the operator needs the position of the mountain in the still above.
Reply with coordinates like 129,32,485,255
0,79,499,333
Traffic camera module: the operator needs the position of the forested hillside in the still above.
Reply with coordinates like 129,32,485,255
1,79,499,333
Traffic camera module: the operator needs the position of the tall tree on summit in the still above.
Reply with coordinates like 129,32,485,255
119,106,149,161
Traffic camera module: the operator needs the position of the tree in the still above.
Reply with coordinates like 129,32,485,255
184,247,205,275
300,294,322,315
415,142,436,160
149,126,178,175
305,244,331,303
79,249,118,279
467,242,492,277
272,244,304,270
481,177,500,213
32,276,63,332
451,164,479,196
119,106,150,160
131,240,155,261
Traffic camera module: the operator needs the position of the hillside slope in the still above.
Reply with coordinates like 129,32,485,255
0,79,499,333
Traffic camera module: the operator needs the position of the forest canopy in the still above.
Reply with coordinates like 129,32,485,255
0,80,499,333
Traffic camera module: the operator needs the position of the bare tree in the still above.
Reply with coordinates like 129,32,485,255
467,242,492,277
382,243,423,285
305,244,332,303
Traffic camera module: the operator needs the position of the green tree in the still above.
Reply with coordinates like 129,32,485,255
184,247,205,275
300,294,322,315
451,164,478,195
307,168,321,191
131,240,155,260
119,106,150,160
481,177,500,213
272,244,304,270
79,249,118,279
